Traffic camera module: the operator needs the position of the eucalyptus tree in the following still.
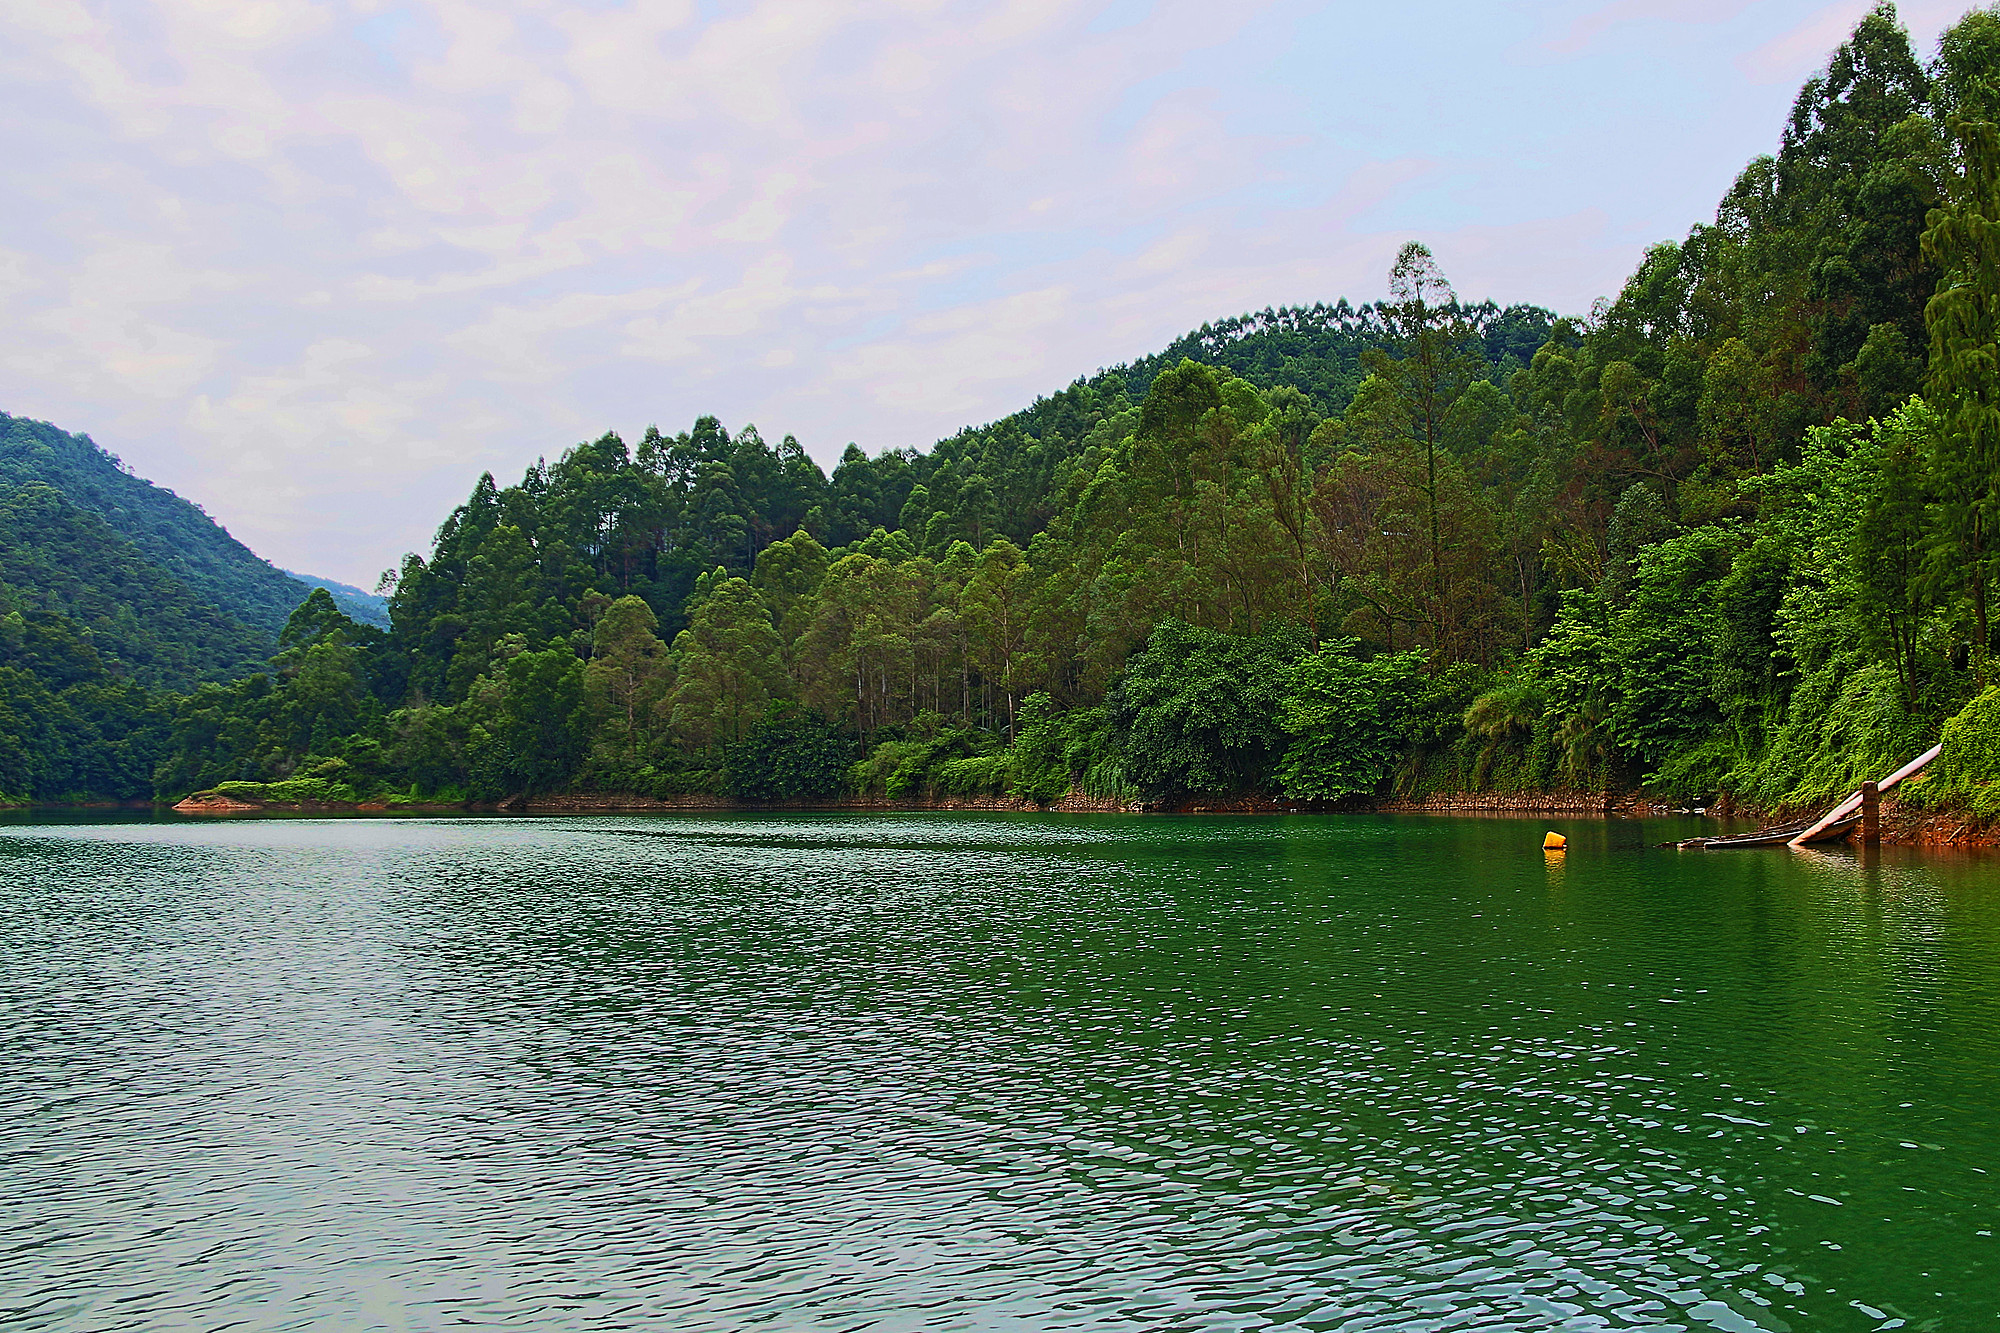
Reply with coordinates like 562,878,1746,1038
1921,112,2000,684
1366,243,1480,659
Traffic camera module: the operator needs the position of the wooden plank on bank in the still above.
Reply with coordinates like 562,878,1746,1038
1787,743,1943,850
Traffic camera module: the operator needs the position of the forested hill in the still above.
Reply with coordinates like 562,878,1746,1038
359,295,1555,650
0,412,333,799
284,573,391,629
0,413,310,634
1115,300,1553,412
0,473,280,800
0,484,273,688
11,1,2000,821
870,298,1555,555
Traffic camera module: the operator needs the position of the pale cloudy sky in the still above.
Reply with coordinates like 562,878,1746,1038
0,0,1975,587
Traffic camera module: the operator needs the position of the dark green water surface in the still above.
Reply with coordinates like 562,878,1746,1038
4,812,1999,1330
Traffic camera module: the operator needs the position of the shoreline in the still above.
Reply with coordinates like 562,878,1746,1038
162,789,1149,817
58,788,1971,846
4,784,1984,848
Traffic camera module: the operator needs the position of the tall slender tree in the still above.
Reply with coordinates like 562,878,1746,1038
1922,113,2000,684
1366,243,1478,659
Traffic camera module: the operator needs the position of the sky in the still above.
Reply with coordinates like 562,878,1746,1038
0,0,1979,588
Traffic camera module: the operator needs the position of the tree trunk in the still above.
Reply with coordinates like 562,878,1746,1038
1978,512,1990,691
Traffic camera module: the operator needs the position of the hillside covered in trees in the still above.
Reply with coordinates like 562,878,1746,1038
8,2,2000,821
0,410,417,799
1,414,312,634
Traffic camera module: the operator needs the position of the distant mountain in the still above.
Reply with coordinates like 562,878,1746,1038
1107,298,1553,412
285,572,390,628
0,483,271,688
880,298,1557,547
0,413,311,635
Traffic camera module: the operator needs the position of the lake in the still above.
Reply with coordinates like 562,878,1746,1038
2,812,1996,1330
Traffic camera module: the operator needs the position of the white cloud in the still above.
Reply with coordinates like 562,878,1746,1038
0,0,1926,585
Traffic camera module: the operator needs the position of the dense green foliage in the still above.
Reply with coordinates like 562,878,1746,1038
1279,645,1430,801
0,648,171,804
893,298,1556,549
284,572,391,629
0,480,269,802
0,413,332,802
0,484,272,687
1,413,310,633
1925,685,2000,814
1117,622,1306,799
12,3,2000,818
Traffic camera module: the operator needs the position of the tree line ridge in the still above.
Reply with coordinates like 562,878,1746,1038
5,2,2000,823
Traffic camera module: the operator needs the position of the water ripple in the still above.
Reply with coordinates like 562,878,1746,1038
1,813,1996,1330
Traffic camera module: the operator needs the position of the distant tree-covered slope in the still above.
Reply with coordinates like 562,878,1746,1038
815,299,1556,549
1116,299,1553,410
0,413,310,634
285,571,391,628
0,483,272,688
142,0,1985,822
26,0,2000,816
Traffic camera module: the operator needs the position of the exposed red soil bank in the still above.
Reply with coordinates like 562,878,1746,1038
1876,799,2000,848
168,790,1146,816
162,787,2000,846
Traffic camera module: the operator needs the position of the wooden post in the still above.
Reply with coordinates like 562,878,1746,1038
1790,744,1940,848
1861,780,1880,845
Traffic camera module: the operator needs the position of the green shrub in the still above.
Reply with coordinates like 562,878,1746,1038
843,727,1000,799
1744,658,1930,809
1923,687,2000,818
937,754,1011,796
1004,699,1127,804
387,785,463,806
585,758,721,798
1464,678,1546,748
212,776,361,804
1078,759,1140,803
884,749,931,799
1006,693,1072,803
1120,620,1308,798
1645,735,1739,803
725,710,853,800
1277,644,1427,801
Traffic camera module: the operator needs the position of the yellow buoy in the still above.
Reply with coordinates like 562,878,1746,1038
1543,831,1567,851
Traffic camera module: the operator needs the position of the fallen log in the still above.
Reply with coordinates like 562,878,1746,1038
1786,743,1941,849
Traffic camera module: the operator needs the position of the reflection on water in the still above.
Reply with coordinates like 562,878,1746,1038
2,812,1998,1330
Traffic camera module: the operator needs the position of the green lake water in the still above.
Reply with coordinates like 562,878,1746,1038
3,812,1998,1330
